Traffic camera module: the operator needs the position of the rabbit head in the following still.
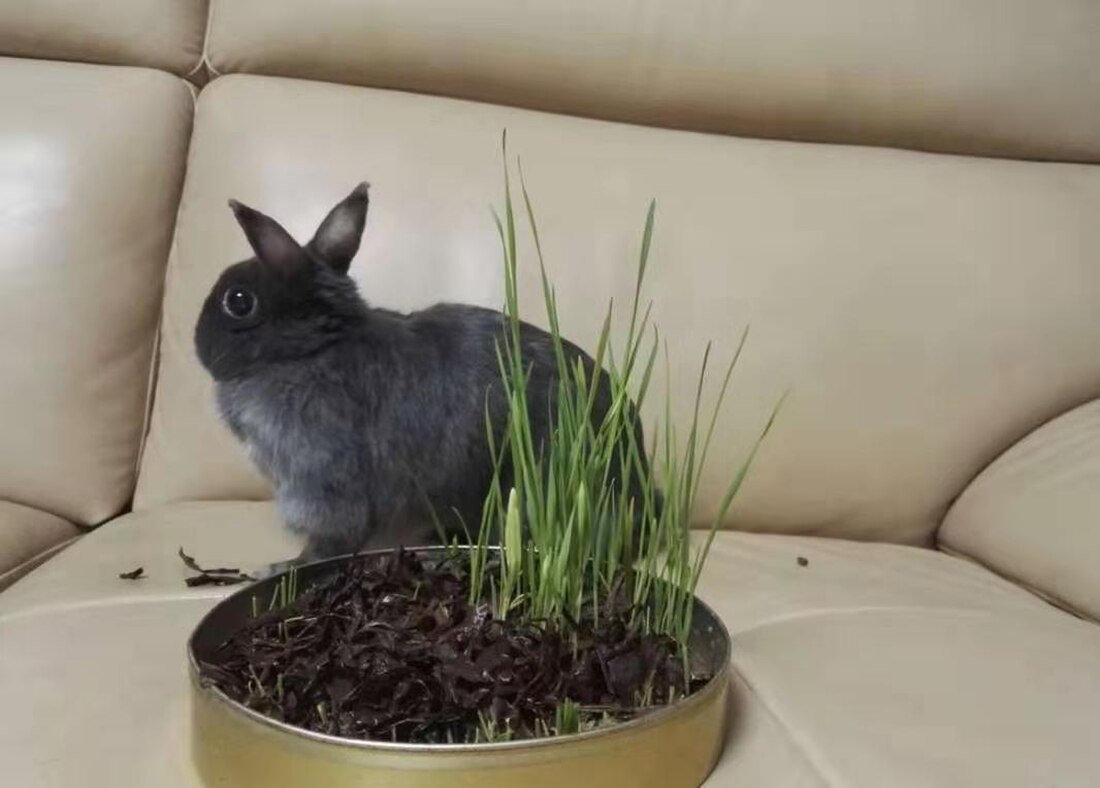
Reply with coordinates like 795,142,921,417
194,183,371,382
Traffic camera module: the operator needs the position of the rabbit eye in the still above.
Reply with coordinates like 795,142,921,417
222,286,258,319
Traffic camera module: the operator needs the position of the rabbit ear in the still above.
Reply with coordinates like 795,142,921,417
228,199,307,272
307,182,370,275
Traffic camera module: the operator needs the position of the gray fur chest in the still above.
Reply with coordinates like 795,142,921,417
214,376,341,492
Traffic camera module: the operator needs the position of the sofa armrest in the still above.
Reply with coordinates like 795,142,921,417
939,399,1100,621
0,501,81,592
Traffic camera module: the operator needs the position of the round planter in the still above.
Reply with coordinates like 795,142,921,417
188,549,730,788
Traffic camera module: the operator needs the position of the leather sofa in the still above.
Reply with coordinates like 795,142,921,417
2,2,1099,784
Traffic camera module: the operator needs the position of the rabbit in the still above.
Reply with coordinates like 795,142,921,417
194,183,652,572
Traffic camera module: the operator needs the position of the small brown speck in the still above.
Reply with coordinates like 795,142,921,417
119,566,145,580
796,556,809,567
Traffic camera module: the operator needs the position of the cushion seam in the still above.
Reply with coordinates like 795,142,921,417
728,662,840,787
0,537,81,593
725,603,1038,642
0,592,226,625
936,543,1098,626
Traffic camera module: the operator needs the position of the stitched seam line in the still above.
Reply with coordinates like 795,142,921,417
726,664,838,787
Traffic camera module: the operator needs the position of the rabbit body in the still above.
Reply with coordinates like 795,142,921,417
195,184,646,564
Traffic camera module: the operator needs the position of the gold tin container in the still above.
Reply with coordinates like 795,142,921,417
188,550,731,788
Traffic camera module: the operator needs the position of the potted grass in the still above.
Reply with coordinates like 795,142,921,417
188,148,780,787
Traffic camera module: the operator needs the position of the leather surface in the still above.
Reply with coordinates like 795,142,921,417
729,608,1100,786
0,0,208,75
940,399,1100,622
0,58,194,525
0,501,79,592
0,502,299,616
702,538,1100,785
0,506,1090,786
206,0,1100,162
136,74,1100,545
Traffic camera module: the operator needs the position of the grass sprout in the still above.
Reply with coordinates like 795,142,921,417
469,132,782,654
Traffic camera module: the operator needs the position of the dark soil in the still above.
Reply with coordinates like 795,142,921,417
118,566,145,580
198,550,709,743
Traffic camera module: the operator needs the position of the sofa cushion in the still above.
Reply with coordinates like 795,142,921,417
0,58,193,525
0,501,298,616
0,501,79,592
724,606,1100,785
205,0,1100,162
698,536,1100,785
0,0,208,75
136,74,1100,545
939,399,1100,621
0,506,1091,785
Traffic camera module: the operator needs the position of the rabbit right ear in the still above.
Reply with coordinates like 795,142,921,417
229,199,307,273
307,182,370,275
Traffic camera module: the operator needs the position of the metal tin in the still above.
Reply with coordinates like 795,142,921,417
188,550,731,788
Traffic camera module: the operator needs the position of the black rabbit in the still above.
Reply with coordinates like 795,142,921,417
194,183,651,569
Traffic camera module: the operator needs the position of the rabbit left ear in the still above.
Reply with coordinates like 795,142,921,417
228,199,307,273
307,182,370,275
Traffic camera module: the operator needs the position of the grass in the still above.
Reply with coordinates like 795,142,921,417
247,565,300,624
469,132,783,654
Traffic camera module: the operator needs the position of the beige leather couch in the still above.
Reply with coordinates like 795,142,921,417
2,2,1100,785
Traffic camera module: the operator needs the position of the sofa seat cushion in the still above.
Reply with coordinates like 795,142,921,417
724,607,1100,786
0,501,298,616
698,535,1100,785
0,501,79,591
2,502,1096,785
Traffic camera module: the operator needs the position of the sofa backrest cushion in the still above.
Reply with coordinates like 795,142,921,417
0,0,208,76
940,400,1100,621
134,75,1100,545
0,501,79,592
205,0,1100,163
0,58,193,524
